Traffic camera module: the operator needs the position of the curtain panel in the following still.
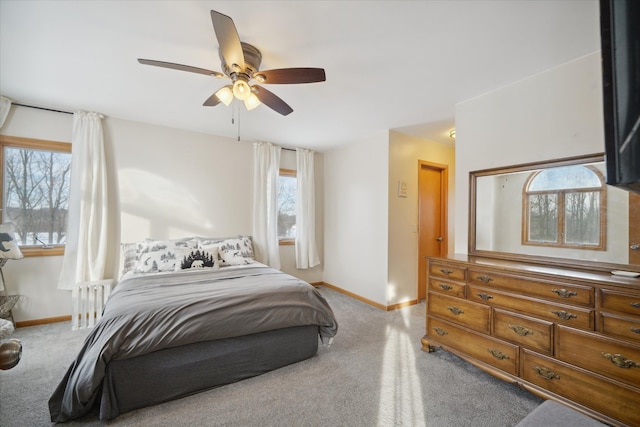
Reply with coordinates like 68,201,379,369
252,142,281,269
0,95,12,129
58,112,109,293
295,148,320,269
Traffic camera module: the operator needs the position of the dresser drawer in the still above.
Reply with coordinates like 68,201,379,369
521,350,640,427
469,285,594,330
468,268,594,306
429,261,466,282
555,325,640,389
600,289,640,317
428,291,491,334
493,308,553,354
428,277,466,298
599,312,640,343
427,317,518,375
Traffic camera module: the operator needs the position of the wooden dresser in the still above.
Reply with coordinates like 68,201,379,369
422,255,640,427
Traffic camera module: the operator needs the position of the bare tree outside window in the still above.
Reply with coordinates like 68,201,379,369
2,144,71,247
277,170,296,242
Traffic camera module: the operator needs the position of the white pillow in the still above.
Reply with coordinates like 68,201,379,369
134,239,197,273
121,242,142,276
218,246,255,266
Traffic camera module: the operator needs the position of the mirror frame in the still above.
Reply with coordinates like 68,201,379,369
468,153,636,273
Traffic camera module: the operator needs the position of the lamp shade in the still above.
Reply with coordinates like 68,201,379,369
215,86,234,106
232,79,251,101
244,93,261,111
0,223,23,260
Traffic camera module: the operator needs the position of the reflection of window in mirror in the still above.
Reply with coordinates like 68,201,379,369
522,165,606,250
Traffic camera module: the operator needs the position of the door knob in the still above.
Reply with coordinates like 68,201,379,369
436,237,443,241
631,244,640,251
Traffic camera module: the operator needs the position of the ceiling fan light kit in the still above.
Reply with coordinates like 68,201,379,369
244,92,261,111
232,78,251,101
214,85,234,106
138,10,326,116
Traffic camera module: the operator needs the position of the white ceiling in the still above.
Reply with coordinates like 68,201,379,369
0,1,600,151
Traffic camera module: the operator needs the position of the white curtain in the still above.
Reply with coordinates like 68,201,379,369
0,96,12,128
252,142,281,269
58,111,109,292
295,148,320,269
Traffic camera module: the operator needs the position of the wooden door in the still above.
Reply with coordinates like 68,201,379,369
418,161,448,300
630,192,640,265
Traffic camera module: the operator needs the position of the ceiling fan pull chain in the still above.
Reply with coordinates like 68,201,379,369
237,103,241,142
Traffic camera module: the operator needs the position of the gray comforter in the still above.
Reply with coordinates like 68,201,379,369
49,265,338,422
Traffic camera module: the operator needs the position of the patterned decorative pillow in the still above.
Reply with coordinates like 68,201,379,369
212,236,255,257
0,223,23,260
198,235,255,267
175,246,220,271
218,247,255,266
121,242,142,276
134,239,197,273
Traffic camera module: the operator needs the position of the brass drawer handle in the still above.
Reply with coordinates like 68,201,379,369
532,365,560,380
488,349,510,360
439,268,453,276
508,324,533,336
601,352,640,369
631,302,640,309
551,288,577,298
551,310,577,320
476,275,493,283
438,283,453,291
433,327,448,336
447,306,464,315
477,292,494,301
631,328,640,335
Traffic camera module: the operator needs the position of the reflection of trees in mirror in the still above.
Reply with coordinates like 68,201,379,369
3,146,71,246
525,165,604,248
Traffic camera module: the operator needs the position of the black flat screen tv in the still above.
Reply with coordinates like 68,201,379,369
600,0,640,194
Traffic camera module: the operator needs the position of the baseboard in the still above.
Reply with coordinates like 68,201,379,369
15,315,71,328
319,282,417,311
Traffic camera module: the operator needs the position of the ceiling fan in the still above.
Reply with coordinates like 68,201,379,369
138,10,326,116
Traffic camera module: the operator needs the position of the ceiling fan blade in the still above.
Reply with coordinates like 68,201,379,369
138,59,224,78
210,10,244,72
203,93,222,107
253,85,293,116
256,68,326,84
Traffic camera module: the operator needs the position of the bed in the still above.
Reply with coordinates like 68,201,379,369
48,237,338,422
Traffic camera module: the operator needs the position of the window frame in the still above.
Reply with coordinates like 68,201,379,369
278,168,296,246
521,165,607,251
0,135,71,257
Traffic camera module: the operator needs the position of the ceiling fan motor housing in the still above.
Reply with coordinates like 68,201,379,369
220,42,262,79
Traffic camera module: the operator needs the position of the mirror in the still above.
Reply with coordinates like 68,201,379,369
469,153,640,272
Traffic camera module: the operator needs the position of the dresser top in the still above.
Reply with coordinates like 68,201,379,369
432,254,640,291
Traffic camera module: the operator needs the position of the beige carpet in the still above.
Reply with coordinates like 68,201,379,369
0,286,541,426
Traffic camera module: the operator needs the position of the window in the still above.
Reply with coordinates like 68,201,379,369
523,165,606,250
0,135,72,256
277,169,296,245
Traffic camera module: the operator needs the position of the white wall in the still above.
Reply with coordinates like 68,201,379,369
1,107,324,322
323,132,389,306
388,131,455,305
454,52,605,254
